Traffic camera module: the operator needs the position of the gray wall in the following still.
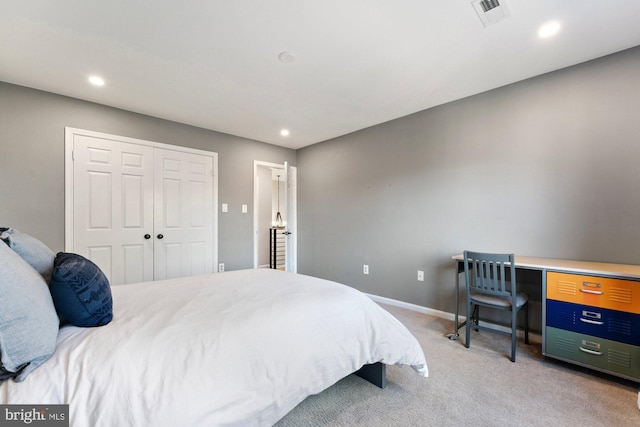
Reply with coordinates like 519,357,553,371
297,45,640,323
0,82,296,271
3,45,640,326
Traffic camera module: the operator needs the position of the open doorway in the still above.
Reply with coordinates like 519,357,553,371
253,161,297,272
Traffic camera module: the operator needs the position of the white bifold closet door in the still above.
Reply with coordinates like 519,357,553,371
71,132,214,285
153,148,213,281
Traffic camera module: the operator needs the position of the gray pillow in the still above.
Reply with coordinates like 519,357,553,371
0,228,54,283
0,241,59,382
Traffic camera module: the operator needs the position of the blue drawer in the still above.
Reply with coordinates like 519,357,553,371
546,299,640,346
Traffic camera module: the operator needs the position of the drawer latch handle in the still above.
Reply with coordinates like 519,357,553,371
580,288,604,295
579,318,604,325
580,281,603,295
579,346,603,356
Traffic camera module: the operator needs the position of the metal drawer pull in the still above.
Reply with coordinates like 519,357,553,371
580,318,604,325
581,281,602,295
579,289,604,295
579,347,603,356
583,281,601,288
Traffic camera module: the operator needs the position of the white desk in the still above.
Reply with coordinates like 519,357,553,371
450,253,640,385
448,254,640,339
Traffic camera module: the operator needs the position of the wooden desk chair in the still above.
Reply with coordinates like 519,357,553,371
463,250,529,362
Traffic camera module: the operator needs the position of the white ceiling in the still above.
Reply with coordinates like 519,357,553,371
2,1,640,149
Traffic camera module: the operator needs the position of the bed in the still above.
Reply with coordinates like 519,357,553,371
1,267,428,426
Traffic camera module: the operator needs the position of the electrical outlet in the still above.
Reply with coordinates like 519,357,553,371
417,270,424,282
363,264,369,275
218,263,225,272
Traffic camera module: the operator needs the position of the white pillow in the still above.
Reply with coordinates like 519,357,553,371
0,241,59,382
0,228,54,283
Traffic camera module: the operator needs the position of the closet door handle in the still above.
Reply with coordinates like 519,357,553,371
157,234,164,239
144,234,151,240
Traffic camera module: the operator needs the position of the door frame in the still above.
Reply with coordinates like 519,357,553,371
64,127,219,273
253,160,297,272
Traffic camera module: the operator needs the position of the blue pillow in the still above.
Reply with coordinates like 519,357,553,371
0,240,59,382
0,228,55,283
49,252,113,327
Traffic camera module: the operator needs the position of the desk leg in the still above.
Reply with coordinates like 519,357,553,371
446,260,465,340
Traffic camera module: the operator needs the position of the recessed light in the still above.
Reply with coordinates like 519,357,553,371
538,21,561,39
88,75,105,86
280,129,290,137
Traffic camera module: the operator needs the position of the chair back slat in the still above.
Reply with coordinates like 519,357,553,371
464,250,515,298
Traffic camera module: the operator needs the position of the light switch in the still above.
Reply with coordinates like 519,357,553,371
221,203,228,213
242,204,248,213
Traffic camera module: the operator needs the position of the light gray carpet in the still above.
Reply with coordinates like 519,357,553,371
276,304,639,427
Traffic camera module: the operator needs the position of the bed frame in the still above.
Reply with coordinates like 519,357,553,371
355,362,386,388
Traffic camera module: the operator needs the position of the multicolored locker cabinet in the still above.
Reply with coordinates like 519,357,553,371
545,271,640,381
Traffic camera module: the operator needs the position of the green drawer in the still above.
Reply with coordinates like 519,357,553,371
545,327,640,381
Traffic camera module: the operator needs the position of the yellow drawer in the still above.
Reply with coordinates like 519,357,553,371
547,272,640,314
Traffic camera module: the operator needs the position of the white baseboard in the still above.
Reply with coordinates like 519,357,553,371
366,293,457,321
365,293,538,339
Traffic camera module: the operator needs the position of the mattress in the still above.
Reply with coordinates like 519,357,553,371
2,269,427,426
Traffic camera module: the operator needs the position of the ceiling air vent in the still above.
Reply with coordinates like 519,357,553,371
471,0,510,27
479,0,500,12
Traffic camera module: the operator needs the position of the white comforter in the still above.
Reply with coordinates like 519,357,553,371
2,269,427,426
